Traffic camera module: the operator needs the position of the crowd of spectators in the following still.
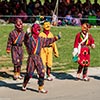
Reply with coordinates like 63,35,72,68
0,0,100,26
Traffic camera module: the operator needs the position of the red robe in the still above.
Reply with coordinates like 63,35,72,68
74,32,95,67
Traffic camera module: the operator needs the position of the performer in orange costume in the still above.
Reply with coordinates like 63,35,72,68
72,23,95,81
39,21,59,81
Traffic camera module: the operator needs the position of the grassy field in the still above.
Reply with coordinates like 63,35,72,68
0,24,100,72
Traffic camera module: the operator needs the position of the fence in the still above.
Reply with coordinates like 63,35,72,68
0,15,100,26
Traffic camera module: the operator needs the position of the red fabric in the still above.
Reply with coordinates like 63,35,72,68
74,32,95,48
78,46,90,67
43,30,49,36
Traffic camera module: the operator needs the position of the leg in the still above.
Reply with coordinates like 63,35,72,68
83,67,90,81
46,66,53,81
36,59,48,93
17,66,23,79
38,72,48,93
76,65,83,80
22,73,30,91
13,65,19,80
13,65,23,80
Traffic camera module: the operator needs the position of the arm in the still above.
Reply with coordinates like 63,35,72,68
41,34,61,48
72,33,80,57
89,34,95,49
52,42,59,57
6,33,12,54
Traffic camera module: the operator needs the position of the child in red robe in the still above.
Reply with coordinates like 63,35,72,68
72,23,95,81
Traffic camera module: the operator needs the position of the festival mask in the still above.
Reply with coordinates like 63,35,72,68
31,24,41,35
15,18,23,32
43,21,51,31
81,23,91,34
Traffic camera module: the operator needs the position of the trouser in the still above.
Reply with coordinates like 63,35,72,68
46,66,51,77
14,65,21,74
23,72,44,88
77,65,88,78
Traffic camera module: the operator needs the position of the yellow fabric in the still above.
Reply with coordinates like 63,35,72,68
39,31,59,68
14,72,19,77
38,85,43,90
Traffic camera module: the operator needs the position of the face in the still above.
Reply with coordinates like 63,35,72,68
81,23,89,34
43,22,51,31
31,24,41,35
15,18,23,31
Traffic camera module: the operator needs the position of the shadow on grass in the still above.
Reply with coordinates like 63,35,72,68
51,72,76,80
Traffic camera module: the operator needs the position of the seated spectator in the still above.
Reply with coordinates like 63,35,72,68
65,11,73,25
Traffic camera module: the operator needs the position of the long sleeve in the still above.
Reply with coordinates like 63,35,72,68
6,33,12,53
52,42,59,57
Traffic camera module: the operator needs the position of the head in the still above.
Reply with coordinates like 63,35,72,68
15,18,23,32
81,23,91,34
31,23,41,36
43,21,51,31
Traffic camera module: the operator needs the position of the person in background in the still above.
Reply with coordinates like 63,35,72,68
72,23,95,81
39,21,59,81
6,18,25,80
22,23,61,93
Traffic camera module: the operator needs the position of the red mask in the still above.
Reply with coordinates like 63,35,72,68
31,24,41,36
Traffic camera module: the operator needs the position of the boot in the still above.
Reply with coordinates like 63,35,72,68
13,72,19,80
38,85,48,94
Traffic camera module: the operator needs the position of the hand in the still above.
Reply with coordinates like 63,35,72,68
91,44,95,49
54,54,59,58
26,27,31,33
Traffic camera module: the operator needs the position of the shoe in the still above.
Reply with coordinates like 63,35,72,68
22,86,26,91
83,77,90,81
38,89,48,94
18,75,23,80
13,76,18,80
47,77,53,81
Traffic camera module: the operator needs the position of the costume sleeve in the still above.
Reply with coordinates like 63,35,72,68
52,42,59,57
72,33,80,57
41,35,60,48
89,34,95,45
6,33,12,53
74,33,80,48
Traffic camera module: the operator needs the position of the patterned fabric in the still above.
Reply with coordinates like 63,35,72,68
74,32,94,67
24,33,58,86
24,34,58,76
78,46,90,67
39,31,59,68
6,29,25,66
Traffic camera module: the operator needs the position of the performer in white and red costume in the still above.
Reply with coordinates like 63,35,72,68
72,23,95,81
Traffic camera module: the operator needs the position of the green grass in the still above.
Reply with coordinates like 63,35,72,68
0,24,100,72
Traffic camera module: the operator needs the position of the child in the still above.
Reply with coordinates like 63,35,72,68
72,23,95,81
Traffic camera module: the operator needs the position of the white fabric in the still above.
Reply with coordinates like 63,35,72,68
72,32,88,56
72,48,78,57
78,32,88,55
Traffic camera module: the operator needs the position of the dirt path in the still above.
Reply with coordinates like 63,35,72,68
0,67,100,100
